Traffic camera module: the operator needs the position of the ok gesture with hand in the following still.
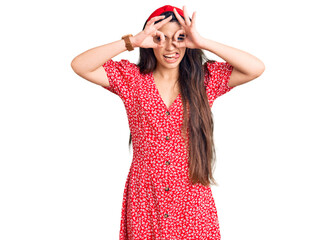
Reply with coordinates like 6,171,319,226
172,6,205,49
133,15,173,48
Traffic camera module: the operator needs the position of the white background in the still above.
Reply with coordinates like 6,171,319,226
1,0,335,239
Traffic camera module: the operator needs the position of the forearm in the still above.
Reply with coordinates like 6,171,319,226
71,39,129,74
201,38,265,76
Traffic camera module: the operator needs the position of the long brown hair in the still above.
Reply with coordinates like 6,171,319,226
129,11,218,187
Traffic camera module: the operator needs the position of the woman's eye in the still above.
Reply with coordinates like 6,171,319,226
178,34,185,41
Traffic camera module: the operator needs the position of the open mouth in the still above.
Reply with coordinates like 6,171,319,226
163,53,179,59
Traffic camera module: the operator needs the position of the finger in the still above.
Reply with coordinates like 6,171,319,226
183,6,191,26
191,11,196,28
158,31,165,46
147,15,165,26
155,31,165,47
173,30,187,48
173,29,186,42
173,8,186,26
173,39,186,49
154,15,172,29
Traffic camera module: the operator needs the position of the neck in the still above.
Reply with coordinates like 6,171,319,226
153,65,179,82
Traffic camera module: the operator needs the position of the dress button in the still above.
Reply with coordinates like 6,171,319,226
164,186,170,191
165,161,170,165
165,111,170,116
165,136,170,141
164,213,169,218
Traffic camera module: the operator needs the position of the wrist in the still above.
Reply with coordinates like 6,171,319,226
130,36,139,48
131,31,147,48
199,37,210,50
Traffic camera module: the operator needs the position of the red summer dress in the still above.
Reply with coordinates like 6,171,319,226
102,58,235,240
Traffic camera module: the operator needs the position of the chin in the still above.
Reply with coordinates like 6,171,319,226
159,57,183,69
163,62,180,68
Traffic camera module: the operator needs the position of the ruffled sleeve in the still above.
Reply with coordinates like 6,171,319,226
204,61,235,102
101,59,139,100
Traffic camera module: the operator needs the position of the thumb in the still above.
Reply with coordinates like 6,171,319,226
153,31,165,48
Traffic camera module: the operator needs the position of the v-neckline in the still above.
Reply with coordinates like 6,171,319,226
150,72,181,111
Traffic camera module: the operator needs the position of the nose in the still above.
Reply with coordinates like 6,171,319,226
164,38,178,50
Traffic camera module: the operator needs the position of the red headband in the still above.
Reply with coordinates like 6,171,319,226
147,5,184,23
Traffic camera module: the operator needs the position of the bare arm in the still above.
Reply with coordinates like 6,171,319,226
71,40,128,73
172,6,265,88
201,39,265,88
70,15,173,88
70,40,130,87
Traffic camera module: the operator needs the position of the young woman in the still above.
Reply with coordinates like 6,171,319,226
71,5,264,240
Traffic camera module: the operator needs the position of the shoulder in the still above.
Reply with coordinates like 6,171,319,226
202,60,235,102
204,60,233,74
103,59,139,74
204,60,233,80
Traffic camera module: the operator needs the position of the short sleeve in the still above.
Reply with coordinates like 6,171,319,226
101,59,138,99
204,61,235,101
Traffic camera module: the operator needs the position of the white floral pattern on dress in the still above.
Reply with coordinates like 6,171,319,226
102,58,235,240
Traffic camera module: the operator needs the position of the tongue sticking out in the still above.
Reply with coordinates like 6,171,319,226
164,53,179,59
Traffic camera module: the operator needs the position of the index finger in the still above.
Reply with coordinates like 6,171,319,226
173,8,186,27
147,15,165,26
154,15,173,29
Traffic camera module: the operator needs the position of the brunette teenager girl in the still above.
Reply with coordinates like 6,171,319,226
71,5,265,240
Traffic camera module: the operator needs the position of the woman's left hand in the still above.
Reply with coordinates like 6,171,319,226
173,6,206,49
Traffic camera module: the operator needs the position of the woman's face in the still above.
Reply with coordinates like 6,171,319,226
153,21,186,70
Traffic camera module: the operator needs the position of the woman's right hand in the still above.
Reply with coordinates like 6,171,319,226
131,15,173,49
